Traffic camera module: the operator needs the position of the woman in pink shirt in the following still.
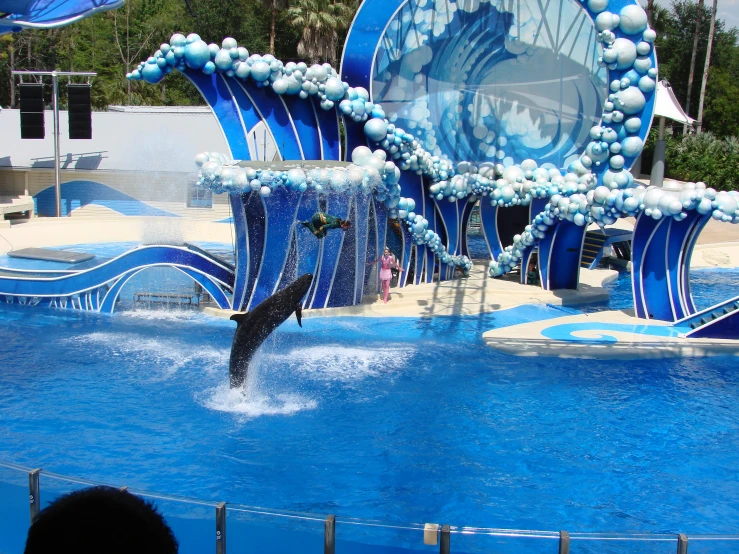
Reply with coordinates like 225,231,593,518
367,247,403,303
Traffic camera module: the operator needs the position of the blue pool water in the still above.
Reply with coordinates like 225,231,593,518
0,248,738,552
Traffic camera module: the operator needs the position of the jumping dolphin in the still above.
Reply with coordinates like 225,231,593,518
228,273,313,388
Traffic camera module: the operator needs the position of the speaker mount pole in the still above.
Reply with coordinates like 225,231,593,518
12,70,96,218
52,72,60,217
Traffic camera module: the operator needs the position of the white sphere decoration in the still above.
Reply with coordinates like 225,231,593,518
611,38,638,69
614,87,646,115
621,136,644,157
351,146,373,165
588,0,609,13
638,76,656,92
618,5,648,35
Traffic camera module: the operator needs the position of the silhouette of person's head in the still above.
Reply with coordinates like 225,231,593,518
24,486,178,554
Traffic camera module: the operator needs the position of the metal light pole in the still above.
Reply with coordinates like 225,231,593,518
12,70,96,217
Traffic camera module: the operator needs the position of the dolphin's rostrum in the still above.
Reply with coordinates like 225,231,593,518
228,273,313,388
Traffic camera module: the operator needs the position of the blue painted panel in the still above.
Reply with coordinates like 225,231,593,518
666,213,702,320
177,268,231,310
341,115,367,163
247,189,304,309
640,218,673,321
281,94,322,160
312,97,341,160
310,193,354,308
341,0,405,90
631,213,655,319
0,246,234,300
230,193,250,311
353,193,372,303
294,191,322,305
184,70,249,160
681,213,710,315
226,77,265,155
327,198,358,307
241,192,266,310
239,82,303,160
538,220,585,290
99,270,138,313
689,309,739,339
363,200,380,295
479,201,500,260
432,197,460,280
35,181,177,218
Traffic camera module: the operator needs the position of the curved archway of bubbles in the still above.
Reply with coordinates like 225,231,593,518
371,0,608,169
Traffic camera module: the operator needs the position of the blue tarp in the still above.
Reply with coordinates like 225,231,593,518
0,0,123,34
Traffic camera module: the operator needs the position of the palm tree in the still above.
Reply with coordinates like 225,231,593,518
262,0,290,55
696,0,718,133
684,0,704,133
287,0,356,67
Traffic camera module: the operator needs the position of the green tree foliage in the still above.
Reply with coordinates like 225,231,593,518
0,0,317,109
644,130,739,189
656,0,739,137
287,0,356,66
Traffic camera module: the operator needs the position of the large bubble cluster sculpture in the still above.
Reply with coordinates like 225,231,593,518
194,147,473,272
489,183,739,276
130,0,659,279
128,33,380,121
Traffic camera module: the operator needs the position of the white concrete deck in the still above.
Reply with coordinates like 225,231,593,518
482,309,739,360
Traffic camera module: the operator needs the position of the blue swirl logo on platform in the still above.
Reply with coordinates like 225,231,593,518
371,0,608,169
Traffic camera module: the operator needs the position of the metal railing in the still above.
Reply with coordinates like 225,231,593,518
2,460,738,554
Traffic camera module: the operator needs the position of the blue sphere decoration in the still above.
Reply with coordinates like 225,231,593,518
203,61,216,75
141,63,165,83
324,77,345,101
364,118,388,142
251,60,271,81
184,40,211,69
214,49,233,70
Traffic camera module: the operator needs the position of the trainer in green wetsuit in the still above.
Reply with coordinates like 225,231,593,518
300,212,351,238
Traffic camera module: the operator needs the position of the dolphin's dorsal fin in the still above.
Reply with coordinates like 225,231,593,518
230,312,251,326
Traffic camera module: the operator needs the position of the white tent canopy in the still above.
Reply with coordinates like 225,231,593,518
654,80,695,125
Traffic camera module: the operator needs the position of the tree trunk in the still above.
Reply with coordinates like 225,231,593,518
161,81,166,103
696,0,717,133
270,3,276,54
684,0,704,133
9,35,15,109
646,0,655,25
126,1,131,105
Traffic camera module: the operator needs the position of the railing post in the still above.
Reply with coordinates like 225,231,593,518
559,530,570,554
677,533,688,554
324,514,336,554
29,469,40,523
216,502,226,554
440,524,450,554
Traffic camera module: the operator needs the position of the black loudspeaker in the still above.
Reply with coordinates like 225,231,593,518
68,84,92,140
19,83,45,139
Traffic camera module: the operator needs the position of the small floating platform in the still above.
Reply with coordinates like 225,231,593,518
7,248,95,264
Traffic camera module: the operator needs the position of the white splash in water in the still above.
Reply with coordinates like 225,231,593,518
63,332,228,378
199,382,317,418
268,344,414,383
118,308,216,324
